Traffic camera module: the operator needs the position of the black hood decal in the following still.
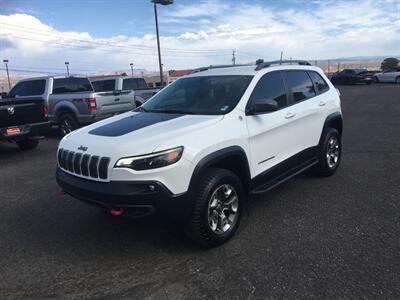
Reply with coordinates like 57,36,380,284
89,112,184,137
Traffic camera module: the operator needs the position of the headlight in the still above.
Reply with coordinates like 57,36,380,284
115,147,183,170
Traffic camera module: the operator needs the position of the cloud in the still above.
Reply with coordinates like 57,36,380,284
0,0,399,75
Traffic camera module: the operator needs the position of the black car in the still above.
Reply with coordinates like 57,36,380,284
330,69,374,85
0,96,50,150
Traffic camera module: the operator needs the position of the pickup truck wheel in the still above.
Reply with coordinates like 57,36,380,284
312,128,341,177
17,138,39,150
58,113,79,136
396,77,400,84
185,168,244,248
373,76,379,83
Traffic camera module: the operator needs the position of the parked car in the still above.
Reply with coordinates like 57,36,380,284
330,68,374,85
56,61,342,247
0,91,50,150
91,76,160,106
7,76,136,135
373,68,400,83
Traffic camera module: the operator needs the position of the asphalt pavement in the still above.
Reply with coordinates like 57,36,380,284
0,84,399,299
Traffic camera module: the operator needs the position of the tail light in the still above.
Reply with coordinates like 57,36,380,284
43,104,49,118
86,98,97,111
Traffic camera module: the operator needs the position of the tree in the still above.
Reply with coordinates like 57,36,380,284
255,58,264,65
381,57,399,70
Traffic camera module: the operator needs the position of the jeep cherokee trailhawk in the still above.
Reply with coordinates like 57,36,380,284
56,60,343,247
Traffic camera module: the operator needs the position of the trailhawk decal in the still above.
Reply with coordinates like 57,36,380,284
88,112,183,137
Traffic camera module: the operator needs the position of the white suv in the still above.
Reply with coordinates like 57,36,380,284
56,61,343,247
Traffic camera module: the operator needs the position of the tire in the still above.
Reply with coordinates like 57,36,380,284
17,138,39,150
312,128,342,177
58,113,79,136
185,168,244,248
396,77,400,84
374,76,379,83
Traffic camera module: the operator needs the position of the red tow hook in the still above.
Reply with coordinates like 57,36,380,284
59,189,66,195
110,208,124,216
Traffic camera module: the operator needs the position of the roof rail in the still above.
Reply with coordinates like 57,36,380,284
255,60,311,71
190,64,254,74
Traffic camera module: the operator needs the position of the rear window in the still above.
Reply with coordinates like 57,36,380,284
122,78,148,90
52,78,93,94
9,79,46,97
92,79,116,92
308,71,329,94
284,71,316,102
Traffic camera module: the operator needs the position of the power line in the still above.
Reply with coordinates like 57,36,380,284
0,22,233,54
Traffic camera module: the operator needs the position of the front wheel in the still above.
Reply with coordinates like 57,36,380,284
312,128,342,177
17,138,39,150
374,76,379,83
185,168,244,247
396,77,400,84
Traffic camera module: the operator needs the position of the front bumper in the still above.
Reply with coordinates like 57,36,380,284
56,168,192,221
0,121,51,141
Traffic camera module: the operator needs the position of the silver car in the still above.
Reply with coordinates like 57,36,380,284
374,68,400,83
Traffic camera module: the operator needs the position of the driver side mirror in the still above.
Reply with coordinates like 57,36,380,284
246,98,279,115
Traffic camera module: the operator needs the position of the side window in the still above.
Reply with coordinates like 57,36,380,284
9,81,30,97
284,71,316,102
29,80,46,95
52,78,92,94
308,71,329,94
248,72,288,109
92,80,115,92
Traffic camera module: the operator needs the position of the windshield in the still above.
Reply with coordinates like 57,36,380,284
141,75,253,115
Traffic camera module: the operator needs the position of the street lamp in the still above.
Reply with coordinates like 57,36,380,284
130,63,134,77
151,0,173,86
65,62,70,76
3,59,11,90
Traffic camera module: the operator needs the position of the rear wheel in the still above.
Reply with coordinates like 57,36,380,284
312,128,341,177
396,77,400,84
58,113,79,136
185,168,244,247
17,138,39,150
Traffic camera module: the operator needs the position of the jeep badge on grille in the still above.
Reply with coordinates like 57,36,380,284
77,145,88,152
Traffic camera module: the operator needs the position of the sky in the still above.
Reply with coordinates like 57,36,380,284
0,0,399,75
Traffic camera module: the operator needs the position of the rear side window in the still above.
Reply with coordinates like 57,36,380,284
308,71,329,94
122,78,148,90
92,79,115,92
9,81,30,97
9,80,46,97
284,71,316,102
52,78,93,94
248,72,288,109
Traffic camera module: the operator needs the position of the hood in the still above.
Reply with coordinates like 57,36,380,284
60,111,223,158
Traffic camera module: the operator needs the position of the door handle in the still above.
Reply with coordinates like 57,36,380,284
319,101,326,106
285,112,296,119
114,98,120,102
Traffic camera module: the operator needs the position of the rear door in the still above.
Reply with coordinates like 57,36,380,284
93,79,135,115
282,70,326,152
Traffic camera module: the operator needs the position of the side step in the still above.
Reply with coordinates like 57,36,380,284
250,158,319,195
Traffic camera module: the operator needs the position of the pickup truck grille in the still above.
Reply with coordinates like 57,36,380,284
57,148,110,180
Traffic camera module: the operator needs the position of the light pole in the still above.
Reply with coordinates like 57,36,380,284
3,59,11,90
130,63,134,77
65,62,70,76
152,0,173,86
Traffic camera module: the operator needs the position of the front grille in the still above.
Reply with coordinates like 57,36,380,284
58,148,110,180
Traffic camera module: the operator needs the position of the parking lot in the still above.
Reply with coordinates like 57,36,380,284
0,84,399,299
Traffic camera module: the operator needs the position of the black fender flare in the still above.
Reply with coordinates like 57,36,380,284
319,112,343,144
188,146,251,194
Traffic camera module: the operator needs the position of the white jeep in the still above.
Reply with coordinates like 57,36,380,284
56,60,343,247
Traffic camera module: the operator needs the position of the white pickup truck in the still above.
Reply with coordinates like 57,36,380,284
91,76,160,107
7,76,136,135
